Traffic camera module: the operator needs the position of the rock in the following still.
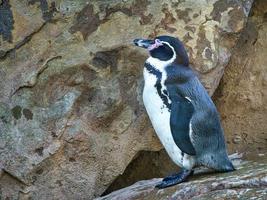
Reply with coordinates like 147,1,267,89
97,155,267,200
214,0,267,154
0,0,253,199
104,0,267,195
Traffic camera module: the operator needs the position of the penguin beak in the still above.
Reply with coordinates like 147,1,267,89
133,38,163,51
133,39,154,49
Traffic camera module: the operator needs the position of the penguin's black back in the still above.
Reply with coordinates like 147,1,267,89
165,64,234,171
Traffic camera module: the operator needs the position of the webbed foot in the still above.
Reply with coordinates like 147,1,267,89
155,169,193,189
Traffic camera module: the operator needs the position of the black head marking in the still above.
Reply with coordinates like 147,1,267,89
154,35,189,66
149,41,174,61
133,35,189,66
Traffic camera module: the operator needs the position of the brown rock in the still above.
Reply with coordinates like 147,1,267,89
214,0,267,154
0,0,254,199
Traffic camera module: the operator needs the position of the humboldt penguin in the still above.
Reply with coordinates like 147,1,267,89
133,35,235,189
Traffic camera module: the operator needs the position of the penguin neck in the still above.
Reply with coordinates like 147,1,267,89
146,54,176,72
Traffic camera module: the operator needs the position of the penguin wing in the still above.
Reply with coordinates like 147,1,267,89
169,93,196,155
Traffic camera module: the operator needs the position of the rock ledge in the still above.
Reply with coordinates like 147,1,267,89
97,156,267,200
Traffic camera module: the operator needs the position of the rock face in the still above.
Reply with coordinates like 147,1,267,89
0,0,253,199
103,0,267,195
214,0,267,154
97,155,267,200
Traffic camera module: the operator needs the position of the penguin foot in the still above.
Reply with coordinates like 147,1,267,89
155,169,193,189
161,172,181,182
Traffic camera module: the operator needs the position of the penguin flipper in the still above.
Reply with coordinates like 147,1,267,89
170,95,196,155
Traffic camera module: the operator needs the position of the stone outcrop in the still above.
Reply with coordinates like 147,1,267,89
214,0,267,154
0,0,254,199
97,155,267,200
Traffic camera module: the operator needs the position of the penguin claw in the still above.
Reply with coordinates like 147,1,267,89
155,169,193,189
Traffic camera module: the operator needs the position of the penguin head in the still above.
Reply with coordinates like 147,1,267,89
133,35,189,66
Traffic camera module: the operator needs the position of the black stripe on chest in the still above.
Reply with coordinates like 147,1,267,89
144,63,171,111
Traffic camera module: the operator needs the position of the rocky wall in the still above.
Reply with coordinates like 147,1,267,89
0,0,253,199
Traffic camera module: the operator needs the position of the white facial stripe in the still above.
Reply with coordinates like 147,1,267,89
161,41,176,58
146,41,176,71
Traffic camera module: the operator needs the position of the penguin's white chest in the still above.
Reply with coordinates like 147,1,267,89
143,65,195,169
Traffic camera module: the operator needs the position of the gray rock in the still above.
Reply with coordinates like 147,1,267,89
97,155,267,200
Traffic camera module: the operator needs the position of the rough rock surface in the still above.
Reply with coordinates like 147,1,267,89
97,155,267,200
103,0,267,195
0,0,253,199
214,0,267,154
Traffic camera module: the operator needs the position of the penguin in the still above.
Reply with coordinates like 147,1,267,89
133,36,235,189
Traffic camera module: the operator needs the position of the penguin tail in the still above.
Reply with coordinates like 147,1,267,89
218,158,235,172
198,153,235,172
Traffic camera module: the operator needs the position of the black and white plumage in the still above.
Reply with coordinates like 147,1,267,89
133,36,234,188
